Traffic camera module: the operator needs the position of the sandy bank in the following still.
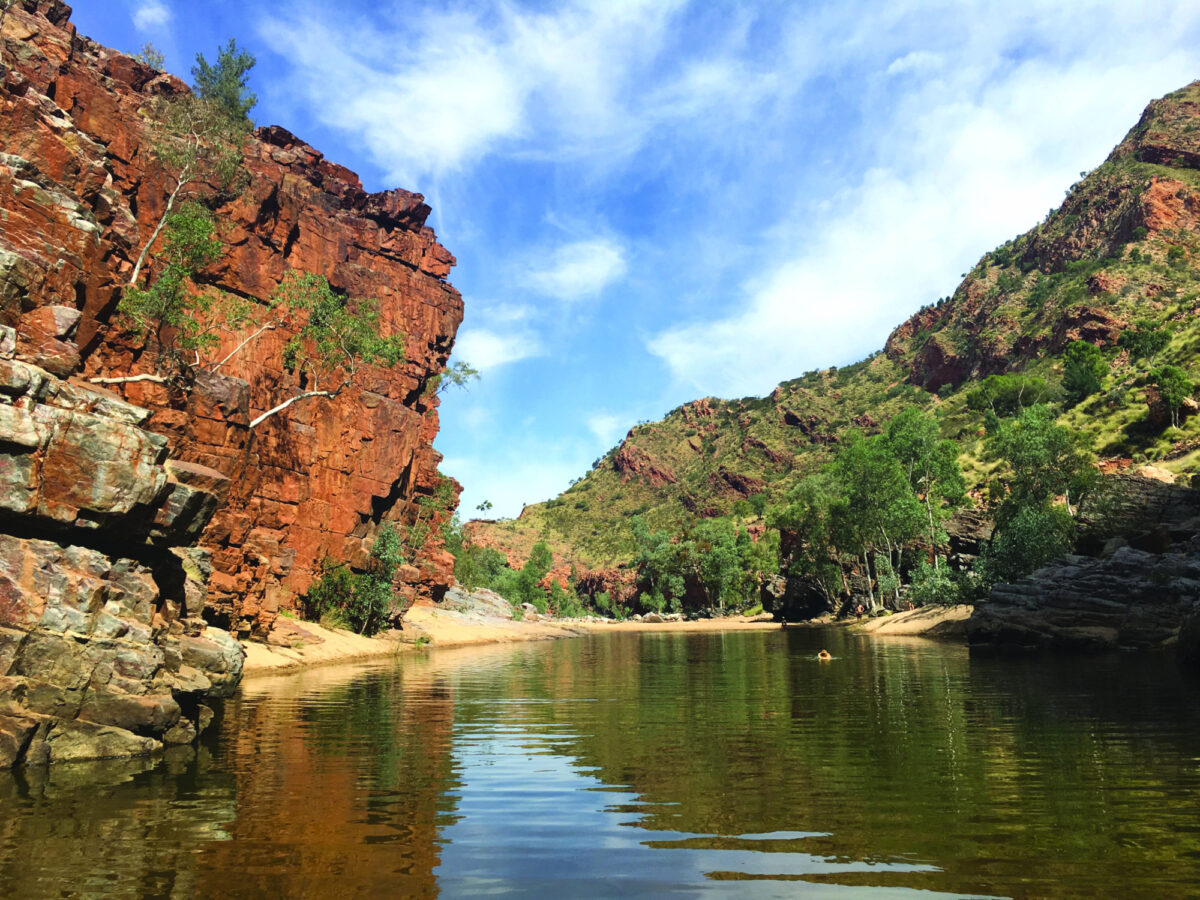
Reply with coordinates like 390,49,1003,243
848,604,974,637
241,607,588,676
401,605,587,646
240,605,972,677
240,620,407,676
574,615,780,634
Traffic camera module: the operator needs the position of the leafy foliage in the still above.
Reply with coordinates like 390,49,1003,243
966,374,1055,417
976,503,1075,589
1118,319,1169,360
279,275,404,389
191,38,257,123
909,559,963,607
133,42,165,70
117,202,223,373
987,405,1096,523
1148,365,1194,429
436,360,480,394
1062,340,1107,406
305,525,403,635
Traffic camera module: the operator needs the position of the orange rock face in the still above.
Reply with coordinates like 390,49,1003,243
0,2,463,635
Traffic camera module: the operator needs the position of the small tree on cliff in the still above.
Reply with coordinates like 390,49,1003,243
252,273,405,427
134,42,166,71
91,40,254,387
127,90,250,292
191,38,257,123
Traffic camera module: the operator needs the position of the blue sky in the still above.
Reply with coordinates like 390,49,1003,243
71,0,1200,519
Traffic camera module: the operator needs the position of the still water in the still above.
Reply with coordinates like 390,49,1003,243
3,628,1200,898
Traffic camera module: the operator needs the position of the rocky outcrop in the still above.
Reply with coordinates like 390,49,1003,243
972,476,1200,654
612,442,676,486
969,541,1200,653
944,507,994,569
0,1,464,636
0,347,243,766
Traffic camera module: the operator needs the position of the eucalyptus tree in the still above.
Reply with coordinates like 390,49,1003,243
830,433,923,608
884,408,965,569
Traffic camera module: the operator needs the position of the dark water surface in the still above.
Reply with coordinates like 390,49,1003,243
3,628,1200,898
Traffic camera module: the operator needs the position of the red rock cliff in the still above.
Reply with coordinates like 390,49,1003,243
0,1,464,635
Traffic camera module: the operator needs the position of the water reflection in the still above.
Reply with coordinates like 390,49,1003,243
0,749,236,897
2,630,1199,897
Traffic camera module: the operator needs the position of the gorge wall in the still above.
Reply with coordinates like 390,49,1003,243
0,0,464,641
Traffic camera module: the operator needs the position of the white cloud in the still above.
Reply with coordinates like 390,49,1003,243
522,238,627,301
585,412,625,449
454,327,541,372
453,302,543,372
648,3,1200,398
887,50,941,76
256,1,693,186
133,1,170,31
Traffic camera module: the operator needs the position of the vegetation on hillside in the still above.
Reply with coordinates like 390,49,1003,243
465,79,1200,614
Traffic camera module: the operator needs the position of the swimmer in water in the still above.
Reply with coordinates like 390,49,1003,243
817,649,832,661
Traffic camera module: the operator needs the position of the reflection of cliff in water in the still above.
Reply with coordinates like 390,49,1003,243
0,749,238,896
2,634,1199,897
0,659,463,898
197,664,460,898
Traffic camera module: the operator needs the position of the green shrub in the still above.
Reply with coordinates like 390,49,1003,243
1148,364,1194,428
909,560,960,606
303,524,402,635
977,503,1074,589
966,374,1054,417
1062,340,1107,406
996,271,1023,294
1119,319,1169,360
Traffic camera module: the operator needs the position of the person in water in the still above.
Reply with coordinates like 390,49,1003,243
818,649,832,661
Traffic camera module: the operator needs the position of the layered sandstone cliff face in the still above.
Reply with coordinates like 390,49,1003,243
0,335,244,766
0,1,464,639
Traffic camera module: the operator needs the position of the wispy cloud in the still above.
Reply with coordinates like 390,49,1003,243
585,412,625,449
522,238,627,302
256,1,695,186
132,1,171,31
248,0,1200,517
452,302,542,372
453,327,541,372
648,2,1200,397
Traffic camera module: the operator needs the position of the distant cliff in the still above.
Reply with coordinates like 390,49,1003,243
0,0,464,639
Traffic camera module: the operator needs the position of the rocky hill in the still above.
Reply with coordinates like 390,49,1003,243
469,80,1200,582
